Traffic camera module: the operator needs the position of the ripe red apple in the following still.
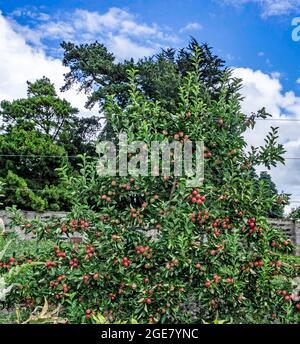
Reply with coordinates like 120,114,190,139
93,273,99,280
213,274,221,283
145,298,152,304
204,281,211,288
214,230,221,237
226,277,234,283
62,284,69,293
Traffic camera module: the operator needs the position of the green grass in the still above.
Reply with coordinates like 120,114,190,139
0,232,53,259
0,310,17,324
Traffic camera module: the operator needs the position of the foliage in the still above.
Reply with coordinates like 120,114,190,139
1,52,299,324
257,172,286,218
0,40,282,213
61,116,102,156
20,298,67,324
0,180,4,206
202,319,232,324
0,77,78,140
92,312,138,324
61,39,228,111
61,39,231,138
288,207,300,220
2,171,47,211
0,239,13,302
0,125,67,178
0,122,69,210
0,231,54,258
0,78,101,210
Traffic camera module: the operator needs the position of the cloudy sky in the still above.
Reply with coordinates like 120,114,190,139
1,0,300,211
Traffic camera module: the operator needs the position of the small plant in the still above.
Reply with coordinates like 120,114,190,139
203,319,232,324
0,240,15,302
20,298,67,324
92,312,138,324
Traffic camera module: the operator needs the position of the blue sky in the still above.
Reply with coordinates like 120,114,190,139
1,0,300,209
1,0,300,93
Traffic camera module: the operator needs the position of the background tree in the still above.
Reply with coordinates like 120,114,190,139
61,39,228,110
1,77,78,141
0,77,102,156
0,180,4,206
0,124,69,211
288,207,300,220
0,39,288,215
257,171,286,218
60,116,102,156
0,77,104,210
61,39,234,138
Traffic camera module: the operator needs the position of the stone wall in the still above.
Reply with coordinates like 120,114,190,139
267,218,300,256
0,210,67,239
0,210,67,225
295,222,300,256
1,210,300,255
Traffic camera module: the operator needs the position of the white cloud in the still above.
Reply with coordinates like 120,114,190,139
271,71,282,79
0,5,178,117
296,77,300,84
73,8,128,32
7,20,44,47
220,0,300,17
107,34,156,60
233,67,300,211
0,12,95,115
38,21,76,41
11,6,50,21
9,7,178,59
180,22,203,33
72,8,177,42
